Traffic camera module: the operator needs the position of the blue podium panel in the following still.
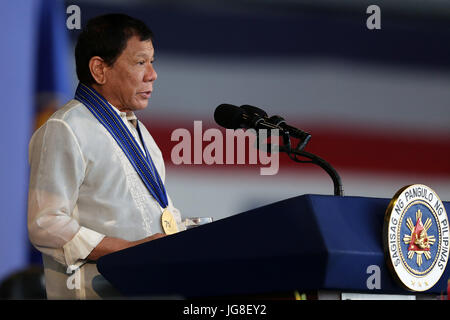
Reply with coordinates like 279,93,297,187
97,194,450,298
310,195,449,294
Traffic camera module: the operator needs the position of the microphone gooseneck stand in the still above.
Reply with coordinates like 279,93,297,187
259,130,344,197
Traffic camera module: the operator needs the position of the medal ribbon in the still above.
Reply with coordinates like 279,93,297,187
74,83,169,209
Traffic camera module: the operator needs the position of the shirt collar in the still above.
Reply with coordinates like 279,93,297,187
108,103,138,128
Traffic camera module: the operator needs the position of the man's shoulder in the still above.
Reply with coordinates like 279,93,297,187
43,99,104,135
30,99,99,146
49,99,92,124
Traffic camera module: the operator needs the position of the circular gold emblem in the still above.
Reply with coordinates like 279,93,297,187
383,184,449,292
161,208,179,235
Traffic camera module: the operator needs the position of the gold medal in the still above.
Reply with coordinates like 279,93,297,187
161,208,179,235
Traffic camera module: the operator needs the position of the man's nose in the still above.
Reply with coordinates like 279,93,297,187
144,63,157,82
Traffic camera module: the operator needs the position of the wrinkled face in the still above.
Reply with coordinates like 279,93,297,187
103,35,157,112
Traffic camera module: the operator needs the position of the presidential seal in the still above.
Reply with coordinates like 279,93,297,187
383,184,449,292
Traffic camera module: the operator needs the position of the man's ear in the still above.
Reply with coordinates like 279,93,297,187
89,56,108,85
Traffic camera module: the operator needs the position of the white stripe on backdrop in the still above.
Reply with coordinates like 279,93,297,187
146,55,450,132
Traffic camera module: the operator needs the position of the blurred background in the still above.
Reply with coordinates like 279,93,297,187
0,0,449,297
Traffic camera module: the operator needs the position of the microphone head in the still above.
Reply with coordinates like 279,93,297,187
240,104,268,118
214,104,246,129
268,115,286,126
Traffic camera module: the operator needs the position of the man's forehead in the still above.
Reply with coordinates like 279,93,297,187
135,51,154,58
125,37,154,55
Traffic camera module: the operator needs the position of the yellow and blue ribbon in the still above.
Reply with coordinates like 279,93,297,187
74,83,169,209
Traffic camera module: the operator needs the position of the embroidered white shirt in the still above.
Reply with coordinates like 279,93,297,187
27,99,183,299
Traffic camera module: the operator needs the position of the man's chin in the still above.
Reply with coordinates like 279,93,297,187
132,99,149,111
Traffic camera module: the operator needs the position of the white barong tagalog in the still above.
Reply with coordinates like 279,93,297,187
27,99,183,299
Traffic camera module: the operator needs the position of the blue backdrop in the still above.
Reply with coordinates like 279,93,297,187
0,0,71,282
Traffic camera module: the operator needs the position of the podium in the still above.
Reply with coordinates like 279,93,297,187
97,194,450,299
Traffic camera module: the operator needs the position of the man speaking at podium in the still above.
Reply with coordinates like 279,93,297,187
27,14,183,299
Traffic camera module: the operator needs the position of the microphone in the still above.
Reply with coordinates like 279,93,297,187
240,104,311,140
214,104,281,131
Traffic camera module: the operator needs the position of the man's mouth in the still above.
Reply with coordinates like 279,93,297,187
138,91,152,99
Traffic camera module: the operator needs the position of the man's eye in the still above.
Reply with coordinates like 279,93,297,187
138,61,145,65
